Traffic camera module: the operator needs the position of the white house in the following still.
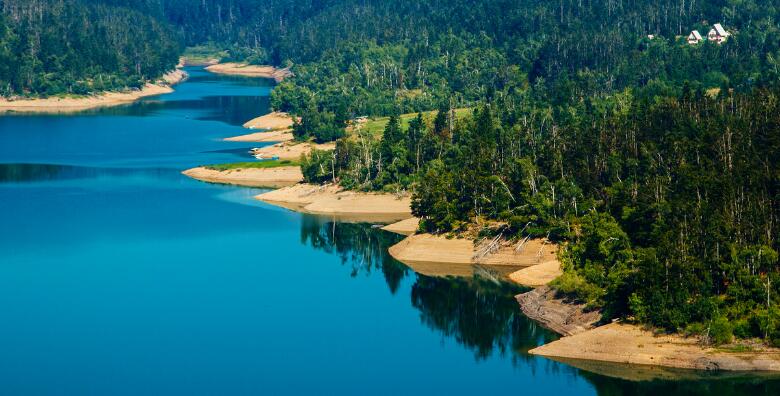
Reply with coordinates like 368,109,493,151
708,23,731,44
687,30,703,45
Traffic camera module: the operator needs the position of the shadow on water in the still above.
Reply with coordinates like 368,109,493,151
299,216,409,294
297,217,780,394
298,217,558,360
0,163,175,183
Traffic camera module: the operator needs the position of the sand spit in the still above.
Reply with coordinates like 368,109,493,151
382,217,420,235
206,63,293,82
242,111,295,130
388,234,559,278
225,112,296,142
509,260,563,287
224,129,294,143
516,286,600,336
182,166,303,188
0,70,186,114
255,183,412,223
250,141,336,161
530,322,780,372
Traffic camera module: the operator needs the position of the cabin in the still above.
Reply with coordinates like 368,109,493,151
708,23,730,44
687,30,703,45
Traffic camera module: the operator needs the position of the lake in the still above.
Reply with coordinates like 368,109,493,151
0,67,778,395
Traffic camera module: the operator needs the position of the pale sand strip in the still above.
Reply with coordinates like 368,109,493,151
250,141,336,161
530,322,780,372
388,234,559,279
205,63,293,82
255,183,412,223
182,166,303,188
224,129,294,143
0,70,186,114
242,111,295,130
381,217,420,235
509,260,562,287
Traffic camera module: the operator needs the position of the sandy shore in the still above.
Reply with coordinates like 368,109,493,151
382,217,420,235
255,183,412,223
0,70,186,114
225,112,297,142
206,63,293,82
242,111,295,130
249,141,336,161
509,260,562,287
182,166,303,188
224,129,294,143
388,234,558,278
530,322,780,372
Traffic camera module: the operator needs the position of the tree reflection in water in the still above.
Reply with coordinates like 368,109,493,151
299,216,409,294
298,217,559,363
411,275,558,362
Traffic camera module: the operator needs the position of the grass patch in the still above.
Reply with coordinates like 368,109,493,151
182,44,228,64
205,160,299,171
354,108,473,139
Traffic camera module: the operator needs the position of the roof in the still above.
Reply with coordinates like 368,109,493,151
689,30,703,40
713,23,729,36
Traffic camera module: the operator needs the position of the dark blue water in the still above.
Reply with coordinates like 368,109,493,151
1,68,778,395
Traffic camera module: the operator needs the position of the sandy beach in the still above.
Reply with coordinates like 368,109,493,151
388,234,559,278
182,166,303,188
224,129,294,143
224,111,297,142
206,63,293,82
509,260,562,287
249,141,336,161
255,183,412,223
0,70,187,114
242,111,295,130
530,322,780,372
381,217,420,235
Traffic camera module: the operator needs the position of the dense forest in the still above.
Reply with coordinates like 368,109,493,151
0,0,180,97
3,0,780,345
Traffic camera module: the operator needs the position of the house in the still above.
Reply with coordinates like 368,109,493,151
708,23,730,44
687,30,703,45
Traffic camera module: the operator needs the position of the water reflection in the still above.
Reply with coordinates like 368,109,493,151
0,163,173,183
411,275,558,361
297,217,780,393
299,216,409,294
298,217,558,361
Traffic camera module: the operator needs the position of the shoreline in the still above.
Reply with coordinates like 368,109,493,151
529,322,780,373
182,166,303,188
224,112,296,143
255,183,413,223
0,70,187,114
388,233,560,284
518,285,780,375
205,62,293,82
248,141,336,161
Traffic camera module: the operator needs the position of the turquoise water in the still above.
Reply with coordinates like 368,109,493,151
0,67,778,395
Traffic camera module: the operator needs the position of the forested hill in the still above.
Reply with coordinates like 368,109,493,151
0,0,180,97
159,0,780,118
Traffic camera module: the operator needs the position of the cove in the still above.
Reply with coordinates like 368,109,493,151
0,67,778,395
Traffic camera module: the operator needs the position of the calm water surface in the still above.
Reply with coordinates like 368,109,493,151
0,67,778,395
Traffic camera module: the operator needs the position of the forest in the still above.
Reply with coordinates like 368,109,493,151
0,0,180,97
2,0,779,344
